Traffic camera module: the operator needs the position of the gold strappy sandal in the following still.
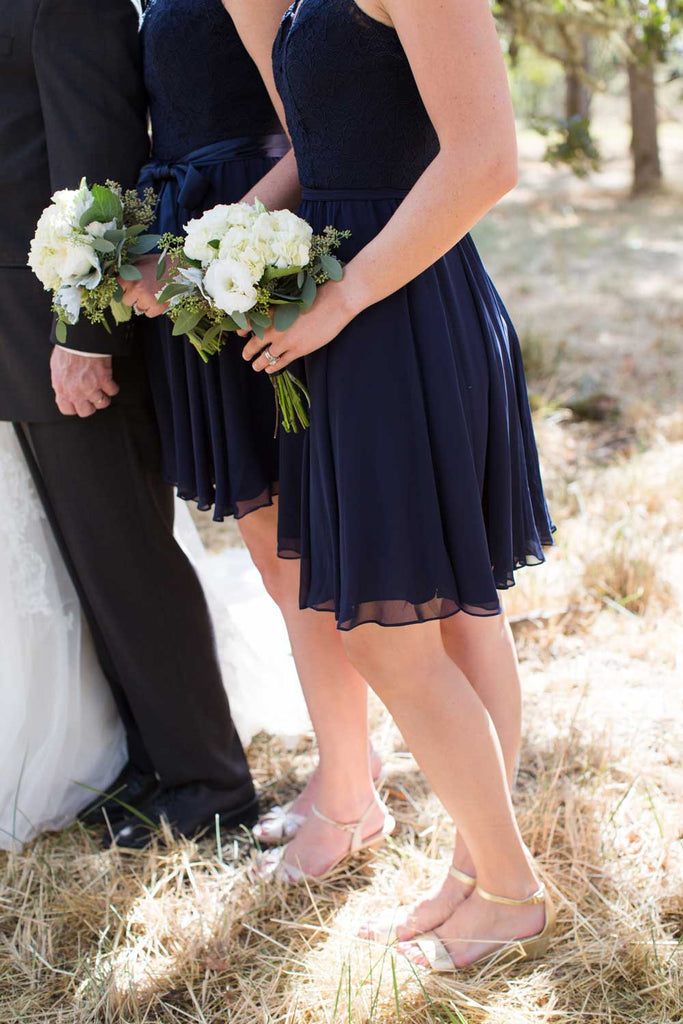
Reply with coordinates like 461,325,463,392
407,882,556,973
255,797,395,885
359,865,477,946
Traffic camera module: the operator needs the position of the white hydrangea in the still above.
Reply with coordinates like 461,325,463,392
252,208,313,269
28,182,101,293
217,226,267,279
203,257,259,315
183,203,259,266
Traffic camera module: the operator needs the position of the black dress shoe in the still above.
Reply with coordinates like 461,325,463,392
103,782,259,850
78,763,161,828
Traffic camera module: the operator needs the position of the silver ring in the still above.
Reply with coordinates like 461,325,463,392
264,348,280,366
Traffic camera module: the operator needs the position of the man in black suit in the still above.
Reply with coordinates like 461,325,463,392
0,0,258,847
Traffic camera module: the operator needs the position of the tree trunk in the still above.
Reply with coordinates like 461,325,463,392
627,49,662,195
566,36,592,121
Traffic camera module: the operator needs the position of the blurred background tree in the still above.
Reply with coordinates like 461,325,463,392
494,0,683,193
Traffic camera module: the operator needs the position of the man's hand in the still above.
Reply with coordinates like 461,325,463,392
119,253,170,317
50,347,120,417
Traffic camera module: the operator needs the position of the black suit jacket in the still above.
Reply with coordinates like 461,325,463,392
0,0,150,421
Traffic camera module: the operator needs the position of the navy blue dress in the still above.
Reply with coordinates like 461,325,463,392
274,0,555,631
138,0,295,521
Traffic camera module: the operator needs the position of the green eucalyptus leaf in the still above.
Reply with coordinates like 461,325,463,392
201,323,222,349
250,321,265,340
208,239,221,251
90,237,116,254
220,317,238,332
157,282,193,303
110,299,132,324
119,264,142,281
172,310,204,337
319,253,343,281
301,274,317,308
103,228,127,243
127,234,160,256
156,253,168,281
231,310,249,330
55,320,68,344
273,302,301,332
248,309,272,328
263,264,302,282
112,282,124,302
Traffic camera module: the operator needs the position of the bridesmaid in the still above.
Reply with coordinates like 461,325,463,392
120,0,385,858
238,0,557,972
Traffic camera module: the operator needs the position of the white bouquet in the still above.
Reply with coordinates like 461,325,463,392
28,179,159,342
156,198,350,433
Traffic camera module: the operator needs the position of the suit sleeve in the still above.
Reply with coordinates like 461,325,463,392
33,0,151,355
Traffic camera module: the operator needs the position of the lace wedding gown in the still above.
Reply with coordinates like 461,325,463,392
0,424,309,852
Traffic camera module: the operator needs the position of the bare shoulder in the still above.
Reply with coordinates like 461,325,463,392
352,0,394,29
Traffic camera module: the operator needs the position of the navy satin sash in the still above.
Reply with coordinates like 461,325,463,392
138,134,290,225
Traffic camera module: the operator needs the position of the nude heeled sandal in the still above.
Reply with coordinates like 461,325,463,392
359,865,477,946
408,882,556,973
255,797,396,885
253,766,388,846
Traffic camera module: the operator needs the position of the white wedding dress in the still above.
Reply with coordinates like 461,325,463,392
0,422,309,852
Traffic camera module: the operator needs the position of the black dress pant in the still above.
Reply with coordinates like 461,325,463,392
20,390,254,803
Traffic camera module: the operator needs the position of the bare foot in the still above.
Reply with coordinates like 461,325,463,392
358,856,475,943
279,794,388,878
399,887,546,969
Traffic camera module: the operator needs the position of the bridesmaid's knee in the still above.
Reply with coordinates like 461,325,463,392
341,622,444,697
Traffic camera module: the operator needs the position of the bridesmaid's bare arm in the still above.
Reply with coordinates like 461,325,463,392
244,0,519,372
222,0,302,209
338,0,518,315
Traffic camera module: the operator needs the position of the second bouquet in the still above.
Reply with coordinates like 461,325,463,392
156,199,349,433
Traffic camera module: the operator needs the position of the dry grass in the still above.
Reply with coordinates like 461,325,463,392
2,104,682,1022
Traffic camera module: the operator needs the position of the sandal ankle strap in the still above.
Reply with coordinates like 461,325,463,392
476,883,546,907
312,798,383,853
448,865,476,887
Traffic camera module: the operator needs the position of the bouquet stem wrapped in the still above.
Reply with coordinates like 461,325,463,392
156,199,350,433
28,179,159,341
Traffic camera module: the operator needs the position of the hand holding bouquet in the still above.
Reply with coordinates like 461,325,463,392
28,179,159,342
156,199,349,433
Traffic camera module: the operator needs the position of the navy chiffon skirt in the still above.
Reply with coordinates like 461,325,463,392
279,189,555,631
141,153,304,526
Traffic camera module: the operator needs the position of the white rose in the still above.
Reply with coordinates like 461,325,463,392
60,237,101,288
252,209,312,269
203,257,259,315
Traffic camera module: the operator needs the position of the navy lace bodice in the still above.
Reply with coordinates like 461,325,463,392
142,0,282,161
273,0,439,190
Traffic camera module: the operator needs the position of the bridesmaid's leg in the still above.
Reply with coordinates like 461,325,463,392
344,619,543,968
238,504,381,865
374,612,522,940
